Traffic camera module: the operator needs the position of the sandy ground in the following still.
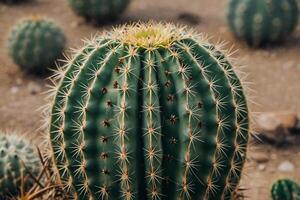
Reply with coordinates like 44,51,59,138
0,0,300,199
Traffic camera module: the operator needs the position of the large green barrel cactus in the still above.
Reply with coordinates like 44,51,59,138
0,133,41,197
271,179,300,200
68,0,130,23
227,0,299,46
48,22,250,200
8,17,66,74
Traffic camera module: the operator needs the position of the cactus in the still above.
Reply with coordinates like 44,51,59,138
8,17,66,75
47,22,250,200
227,0,299,46
68,0,130,23
0,133,41,198
271,179,300,200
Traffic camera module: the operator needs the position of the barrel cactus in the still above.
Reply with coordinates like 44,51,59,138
68,0,130,23
47,22,250,200
271,179,300,200
8,17,66,75
227,0,299,46
0,133,41,198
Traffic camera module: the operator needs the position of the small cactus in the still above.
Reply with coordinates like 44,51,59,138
68,0,130,23
0,133,41,198
227,0,299,46
271,179,300,200
8,17,66,75
47,22,250,200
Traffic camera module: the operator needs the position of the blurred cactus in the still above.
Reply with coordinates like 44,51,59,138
68,0,130,23
47,22,250,200
227,0,299,46
0,133,41,198
271,179,300,200
8,17,66,75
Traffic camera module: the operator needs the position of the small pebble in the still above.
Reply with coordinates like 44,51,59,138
278,161,295,172
258,164,266,171
252,152,269,163
10,86,19,94
27,82,42,95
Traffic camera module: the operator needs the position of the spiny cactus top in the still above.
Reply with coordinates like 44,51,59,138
8,17,66,74
68,0,130,23
271,178,300,200
0,133,41,198
227,0,299,46
47,22,250,200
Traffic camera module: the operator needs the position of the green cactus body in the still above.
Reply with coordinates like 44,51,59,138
68,0,130,23
8,17,66,74
0,134,41,198
227,0,299,46
48,23,250,200
271,179,300,200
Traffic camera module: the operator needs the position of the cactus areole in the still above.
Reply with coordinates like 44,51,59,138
49,23,250,200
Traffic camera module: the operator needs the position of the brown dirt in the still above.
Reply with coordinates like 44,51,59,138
0,0,300,199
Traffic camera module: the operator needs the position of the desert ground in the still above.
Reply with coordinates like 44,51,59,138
0,0,300,199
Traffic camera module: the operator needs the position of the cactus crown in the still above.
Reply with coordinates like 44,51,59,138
115,23,180,48
47,22,250,200
0,133,41,198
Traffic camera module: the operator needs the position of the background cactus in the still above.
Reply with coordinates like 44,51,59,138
8,17,66,75
0,133,41,198
47,22,250,200
271,179,300,200
227,0,299,46
68,0,130,23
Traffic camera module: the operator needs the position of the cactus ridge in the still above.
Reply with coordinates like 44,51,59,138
68,0,130,23
227,0,299,46
0,133,41,198
8,17,65,74
271,179,300,200
48,22,250,200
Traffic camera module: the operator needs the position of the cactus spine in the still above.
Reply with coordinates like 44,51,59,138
8,17,66,74
0,133,41,198
271,179,300,200
227,0,299,46
68,0,130,23
48,22,250,200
